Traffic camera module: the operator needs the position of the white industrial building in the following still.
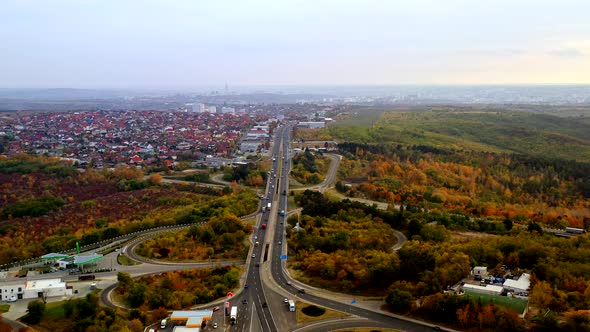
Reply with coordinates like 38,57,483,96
25,279,69,298
463,284,503,296
1,278,70,301
0,281,24,301
503,273,531,293
297,121,326,129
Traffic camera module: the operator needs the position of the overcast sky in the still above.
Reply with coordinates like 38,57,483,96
1,0,590,88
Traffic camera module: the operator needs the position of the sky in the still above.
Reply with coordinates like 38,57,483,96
1,0,590,88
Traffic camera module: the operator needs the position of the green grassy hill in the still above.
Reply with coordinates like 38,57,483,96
330,110,590,161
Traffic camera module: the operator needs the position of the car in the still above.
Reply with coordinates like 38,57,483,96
255,263,260,267
245,284,249,289
213,322,218,329
7,296,17,302
432,327,443,331
284,298,289,303
251,254,256,258
286,281,292,286
262,302,268,308
212,306,220,312
298,289,306,294
242,299,248,304
278,241,282,245
148,329,155,332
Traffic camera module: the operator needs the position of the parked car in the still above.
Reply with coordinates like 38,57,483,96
213,322,218,329
284,298,289,303
212,306,220,312
298,289,306,294
7,296,17,302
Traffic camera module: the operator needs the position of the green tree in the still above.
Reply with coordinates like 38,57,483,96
385,288,413,312
24,300,46,324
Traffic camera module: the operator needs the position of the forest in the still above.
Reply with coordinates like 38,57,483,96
330,109,590,161
135,212,251,261
115,268,240,309
0,155,258,265
335,142,590,229
290,149,329,185
290,189,590,331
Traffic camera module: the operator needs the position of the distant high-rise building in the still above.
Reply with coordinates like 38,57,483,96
197,103,206,113
208,106,217,114
221,107,235,114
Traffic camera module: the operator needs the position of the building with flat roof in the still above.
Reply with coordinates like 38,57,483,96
169,310,213,329
463,284,503,296
24,278,68,299
0,281,25,301
503,273,531,294
472,266,487,276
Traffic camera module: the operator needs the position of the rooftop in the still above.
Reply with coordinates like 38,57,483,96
503,273,531,291
25,278,65,290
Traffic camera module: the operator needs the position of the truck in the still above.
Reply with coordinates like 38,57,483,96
225,301,231,316
230,306,238,325
267,202,271,210
78,274,95,281
288,299,295,312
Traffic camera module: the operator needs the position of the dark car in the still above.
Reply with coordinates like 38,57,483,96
298,289,306,294
242,299,248,304
244,284,249,289
262,302,268,308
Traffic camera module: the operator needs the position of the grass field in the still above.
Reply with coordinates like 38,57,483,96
0,304,9,313
330,109,590,161
296,302,349,324
464,291,528,314
44,300,67,319
117,254,140,266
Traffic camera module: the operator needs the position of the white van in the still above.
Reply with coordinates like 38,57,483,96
161,319,167,329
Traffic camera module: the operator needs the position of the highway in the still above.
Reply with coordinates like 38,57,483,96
257,122,440,331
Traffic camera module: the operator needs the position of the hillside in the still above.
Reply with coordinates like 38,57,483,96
330,109,590,162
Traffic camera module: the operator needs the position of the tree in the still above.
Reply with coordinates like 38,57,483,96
503,218,514,231
528,222,543,234
23,300,46,324
148,173,163,185
151,307,169,322
385,288,413,312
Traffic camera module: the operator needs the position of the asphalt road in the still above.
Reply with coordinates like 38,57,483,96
260,123,440,332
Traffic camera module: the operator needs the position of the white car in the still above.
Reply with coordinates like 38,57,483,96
7,296,17,302
213,322,218,329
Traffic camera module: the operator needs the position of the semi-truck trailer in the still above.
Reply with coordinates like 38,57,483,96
288,299,295,312
230,306,238,325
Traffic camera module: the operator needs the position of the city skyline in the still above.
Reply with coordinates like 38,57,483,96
1,0,590,88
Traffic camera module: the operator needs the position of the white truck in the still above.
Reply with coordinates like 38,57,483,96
288,299,295,312
230,306,238,325
267,202,271,210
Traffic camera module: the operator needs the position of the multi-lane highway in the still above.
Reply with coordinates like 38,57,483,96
246,123,442,332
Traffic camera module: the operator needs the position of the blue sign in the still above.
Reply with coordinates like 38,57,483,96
280,254,288,260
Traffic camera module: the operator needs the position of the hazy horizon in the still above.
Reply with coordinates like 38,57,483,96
2,0,590,88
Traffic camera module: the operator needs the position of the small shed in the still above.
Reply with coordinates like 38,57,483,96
472,266,487,276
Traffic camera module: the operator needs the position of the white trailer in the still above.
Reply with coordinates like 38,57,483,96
288,299,295,312
230,306,238,325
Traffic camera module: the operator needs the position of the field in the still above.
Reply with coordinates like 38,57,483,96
464,291,528,315
330,109,590,161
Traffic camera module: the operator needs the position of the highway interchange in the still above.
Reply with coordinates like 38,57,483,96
2,123,444,332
